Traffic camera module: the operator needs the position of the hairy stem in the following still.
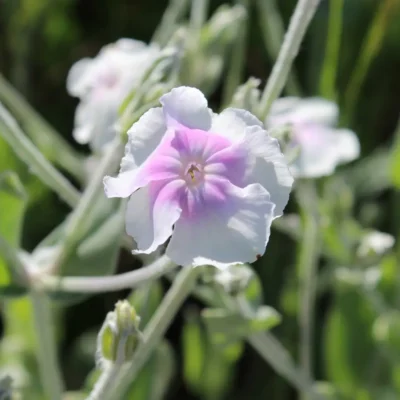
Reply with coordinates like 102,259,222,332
30,291,64,400
105,266,199,399
258,0,320,120
39,255,178,293
0,103,80,207
0,74,84,182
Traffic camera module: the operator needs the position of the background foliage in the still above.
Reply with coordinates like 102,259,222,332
1,0,400,399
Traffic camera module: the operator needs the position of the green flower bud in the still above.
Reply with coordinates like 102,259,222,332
97,301,141,366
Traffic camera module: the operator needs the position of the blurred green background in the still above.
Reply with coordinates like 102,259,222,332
1,0,400,399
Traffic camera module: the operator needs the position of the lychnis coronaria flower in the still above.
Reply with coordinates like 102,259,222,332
266,97,360,178
67,38,160,151
104,87,293,268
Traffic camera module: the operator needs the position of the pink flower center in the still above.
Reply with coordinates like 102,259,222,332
138,125,249,220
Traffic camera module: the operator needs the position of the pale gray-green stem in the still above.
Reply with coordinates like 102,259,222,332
99,266,199,399
187,0,209,82
0,235,29,286
0,103,80,207
296,181,321,399
30,291,64,400
39,255,177,293
151,0,190,46
258,0,320,121
0,74,84,182
86,363,121,400
222,0,249,107
256,0,301,96
174,273,320,398
51,137,124,274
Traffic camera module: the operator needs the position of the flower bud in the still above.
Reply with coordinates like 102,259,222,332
97,300,141,366
214,264,254,296
230,78,261,113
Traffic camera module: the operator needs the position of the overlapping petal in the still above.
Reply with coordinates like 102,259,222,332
212,108,293,217
160,87,212,130
127,180,183,254
166,182,275,268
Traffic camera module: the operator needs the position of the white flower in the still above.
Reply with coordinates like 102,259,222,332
67,38,160,151
104,86,293,268
266,97,360,178
357,231,395,258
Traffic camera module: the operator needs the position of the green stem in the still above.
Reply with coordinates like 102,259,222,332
53,138,124,273
190,0,209,36
39,255,178,293
105,266,199,399
0,74,84,182
258,0,320,121
222,0,249,106
151,0,190,46
319,0,344,100
0,235,29,286
187,0,209,80
343,0,399,124
256,0,301,96
0,103,80,207
87,363,122,400
296,182,321,396
30,291,64,400
188,278,317,397
249,333,315,396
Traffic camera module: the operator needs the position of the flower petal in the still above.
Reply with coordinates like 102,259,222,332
166,182,275,268
103,170,139,198
244,126,293,217
114,38,148,52
124,107,167,169
126,180,183,254
335,129,360,163
72,97,117,150
267,97,338,127
290,126,360,178
211,108,262,142
160,87,212,130
66,58,94,97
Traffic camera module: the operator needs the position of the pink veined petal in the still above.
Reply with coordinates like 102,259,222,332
166,182,275,268
204,141,251,187
170,126,232,160
126,180,184,254
160,86,212,130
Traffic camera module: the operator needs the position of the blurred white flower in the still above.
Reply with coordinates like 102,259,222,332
266,97,360,178
67,39,160,151
104,86,293,268
357,230,395,258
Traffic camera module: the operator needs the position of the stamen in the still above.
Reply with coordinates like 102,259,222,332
187,164,200,181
